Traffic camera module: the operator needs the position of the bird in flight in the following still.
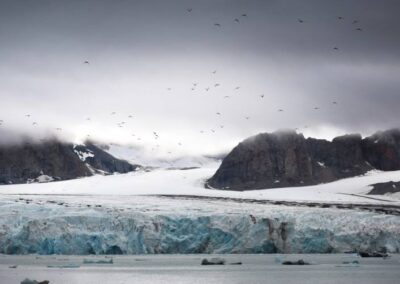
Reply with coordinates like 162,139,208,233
205,87,210,91
32,122,38,126
187,8,192,12
298,19,304,23
212,70,217,74
216,112,221,115
214,23,221,27
234,86,240,90
278,109,284,112
260,94,264,98
214,83,220,87
242,14,247,17
314,107,320,110
234,18,240,23
356,27,363,31
333,47,339,50
337,16,344,20
332,101,338,105
352,20,359,24
84,60,89,64
25,114,31,118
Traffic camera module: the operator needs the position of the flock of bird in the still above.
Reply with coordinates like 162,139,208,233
1,8,366,154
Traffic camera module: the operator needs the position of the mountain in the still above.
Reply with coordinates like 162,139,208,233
207,129,400,191
0,139,140,185
361,129,400,170
73,142,138,174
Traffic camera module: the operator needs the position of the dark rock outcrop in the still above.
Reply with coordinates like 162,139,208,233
201,257,226,265
282,259,310,265
73,142,138,174
358,251,389,258
361,129,400,171
0,141,92,185
368,181,400,195
20,278,49,284
208,129,400,191
0,139,139,185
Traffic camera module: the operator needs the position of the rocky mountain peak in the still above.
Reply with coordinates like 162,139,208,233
207,129,400,191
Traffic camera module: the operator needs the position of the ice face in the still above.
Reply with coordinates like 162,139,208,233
0,196,399,255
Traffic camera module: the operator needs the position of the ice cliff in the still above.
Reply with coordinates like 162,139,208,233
0,197,399,255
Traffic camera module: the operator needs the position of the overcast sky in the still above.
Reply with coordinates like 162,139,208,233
0,0,399,156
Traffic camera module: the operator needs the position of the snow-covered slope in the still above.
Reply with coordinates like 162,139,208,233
1,163,400,204
101,143,222,169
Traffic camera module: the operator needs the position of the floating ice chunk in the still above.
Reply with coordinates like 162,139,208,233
47,264,80,268
336,260,360,267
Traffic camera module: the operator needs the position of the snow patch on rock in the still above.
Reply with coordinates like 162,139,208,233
73,145,94,162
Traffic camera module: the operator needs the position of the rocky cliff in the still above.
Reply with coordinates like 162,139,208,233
207,129,400,191
0,140,139,185
73,142,137,174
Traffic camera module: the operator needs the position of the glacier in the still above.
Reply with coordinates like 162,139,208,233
0,195,399,255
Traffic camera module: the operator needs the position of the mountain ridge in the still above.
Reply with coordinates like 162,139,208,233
207,128,400,191
0,139,140,185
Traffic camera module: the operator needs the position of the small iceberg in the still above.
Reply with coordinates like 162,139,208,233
47,264,80,268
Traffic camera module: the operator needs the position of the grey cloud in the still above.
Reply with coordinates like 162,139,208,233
0,0,399,155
